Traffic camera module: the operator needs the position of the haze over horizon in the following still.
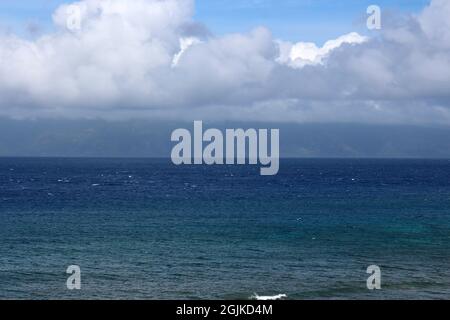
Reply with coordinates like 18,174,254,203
1,118,450,158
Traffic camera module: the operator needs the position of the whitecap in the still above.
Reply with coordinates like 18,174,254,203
251,293,287,301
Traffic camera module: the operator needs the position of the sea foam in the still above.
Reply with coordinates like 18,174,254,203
251,293,287,300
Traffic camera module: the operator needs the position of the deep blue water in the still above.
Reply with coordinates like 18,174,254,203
0,158,450,300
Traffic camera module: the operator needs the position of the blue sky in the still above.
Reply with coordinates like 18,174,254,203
0,0,431,43
195,0,430,42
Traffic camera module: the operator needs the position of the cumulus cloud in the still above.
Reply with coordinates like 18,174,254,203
172,37,202,67
0,0,450,124
277,32,367,68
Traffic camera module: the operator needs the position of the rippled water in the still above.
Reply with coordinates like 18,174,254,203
1,158,450,299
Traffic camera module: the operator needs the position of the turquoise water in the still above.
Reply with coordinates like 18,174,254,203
0,158,450,299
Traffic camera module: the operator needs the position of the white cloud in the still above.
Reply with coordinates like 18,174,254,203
0,0,450,125
277,32,367,68
172,37,202,67
419,0,450,49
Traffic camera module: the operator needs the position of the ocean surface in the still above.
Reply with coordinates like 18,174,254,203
0,158,450,300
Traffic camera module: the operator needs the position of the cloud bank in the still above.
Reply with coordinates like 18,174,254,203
0,0,450,124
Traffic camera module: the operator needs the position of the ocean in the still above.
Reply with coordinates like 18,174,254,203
0,158,449,300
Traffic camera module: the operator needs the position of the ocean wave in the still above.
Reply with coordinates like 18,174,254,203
250,293,287,300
